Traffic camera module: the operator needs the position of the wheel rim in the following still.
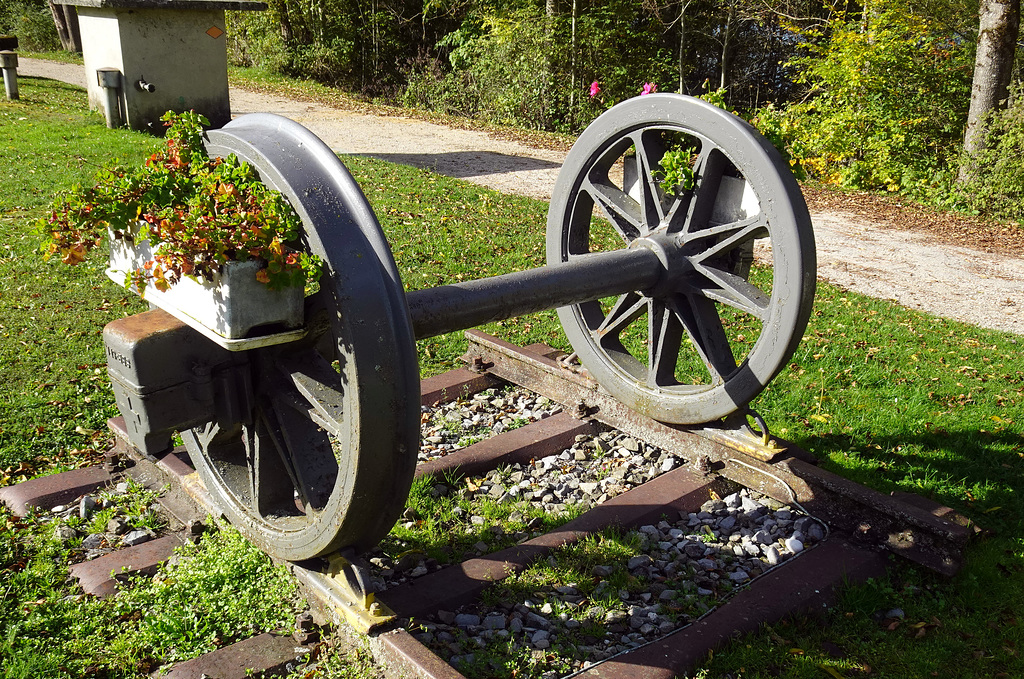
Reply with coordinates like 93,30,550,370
547,94,816,425
183,114,419,561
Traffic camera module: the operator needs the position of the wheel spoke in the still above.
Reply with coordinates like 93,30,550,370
582,176,644,243
632,131,668,229
674,145,728,237
647,300,683,387
277,350,346,437
689,215,771,318
265,391,339,512
591,291,648,341
246,408,304,516
670,294,737,383
697,270,770,319
685,214,766,245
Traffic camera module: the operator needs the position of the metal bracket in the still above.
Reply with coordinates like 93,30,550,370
708,409,786,461
292,552,395,635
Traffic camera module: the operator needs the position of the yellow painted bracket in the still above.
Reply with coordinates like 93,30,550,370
322,553,395,634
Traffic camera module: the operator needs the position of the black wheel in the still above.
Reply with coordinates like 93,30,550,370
182,114,419,560
548,94,815,425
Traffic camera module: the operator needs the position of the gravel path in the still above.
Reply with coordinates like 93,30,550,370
17,57,1023,335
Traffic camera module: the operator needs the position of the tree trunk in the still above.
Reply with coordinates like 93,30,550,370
48,2,81,53
958,0,1020,182
678,0,690,93
719,2,735,91
62,5,81,53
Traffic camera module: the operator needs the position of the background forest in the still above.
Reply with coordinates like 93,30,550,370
2,0,1022,219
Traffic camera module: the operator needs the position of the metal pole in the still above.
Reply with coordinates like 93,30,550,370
0,51,18,100
407,246,663,339
96,68,123,129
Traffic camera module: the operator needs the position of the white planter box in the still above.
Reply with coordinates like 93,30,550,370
106,227,304,344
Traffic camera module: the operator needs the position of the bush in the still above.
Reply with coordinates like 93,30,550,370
0,0,60,51
781,2,972,193
225,9,292,74
402,10,561,130
956,86,1024,222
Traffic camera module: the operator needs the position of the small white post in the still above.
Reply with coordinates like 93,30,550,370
0,51,18,100
96,68,123,128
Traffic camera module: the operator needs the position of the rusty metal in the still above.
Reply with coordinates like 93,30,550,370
419,368,503,407
0,466,112,517
69,535,185,598
414,411,601,480
159,632,313,679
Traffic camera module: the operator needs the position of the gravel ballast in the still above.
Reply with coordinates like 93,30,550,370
369,384,829,677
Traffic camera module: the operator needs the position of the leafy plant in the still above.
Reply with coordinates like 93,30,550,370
956,84,1024,222
656,147,696,194
781,1,972,193
39,110,322,291
117,525,302,662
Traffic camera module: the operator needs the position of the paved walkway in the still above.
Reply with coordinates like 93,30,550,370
15,58,1023,335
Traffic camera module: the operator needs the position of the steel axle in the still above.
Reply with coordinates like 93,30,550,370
407,244,663,339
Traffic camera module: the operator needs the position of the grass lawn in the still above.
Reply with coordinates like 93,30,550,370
1,77,1022,678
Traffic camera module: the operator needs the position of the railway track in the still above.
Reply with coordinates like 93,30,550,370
1,333,975,679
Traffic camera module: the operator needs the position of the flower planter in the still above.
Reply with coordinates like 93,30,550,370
106,226,305,346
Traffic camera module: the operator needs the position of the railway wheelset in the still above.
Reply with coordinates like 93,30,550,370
103,93,816,565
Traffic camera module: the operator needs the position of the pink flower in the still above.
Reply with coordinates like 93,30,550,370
589,81,601,98
640,82,657,96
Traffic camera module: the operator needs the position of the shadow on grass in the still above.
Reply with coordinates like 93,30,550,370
356,150,561,181
798,426,1024,531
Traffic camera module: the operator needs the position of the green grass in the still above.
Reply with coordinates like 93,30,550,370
0,77,1022,678
0,471,302,677
0,78,155,476
379,471,581,569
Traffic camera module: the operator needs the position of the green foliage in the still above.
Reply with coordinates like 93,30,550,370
956,85,1024,222
39,111,321,292
403,9,562,130
1,496,300,676
117,526,302,662
781,2,973,193
0,0,59,51
402,2,683,133
226,0,411,95
656,147,696,193
748,102,808,180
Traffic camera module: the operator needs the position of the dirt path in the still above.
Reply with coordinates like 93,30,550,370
17,58,1023,335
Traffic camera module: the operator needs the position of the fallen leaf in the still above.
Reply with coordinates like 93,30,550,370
789,648,805,655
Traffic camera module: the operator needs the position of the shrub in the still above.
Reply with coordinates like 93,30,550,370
781,2,972,193
0,0,59,51
956,85,1024,222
